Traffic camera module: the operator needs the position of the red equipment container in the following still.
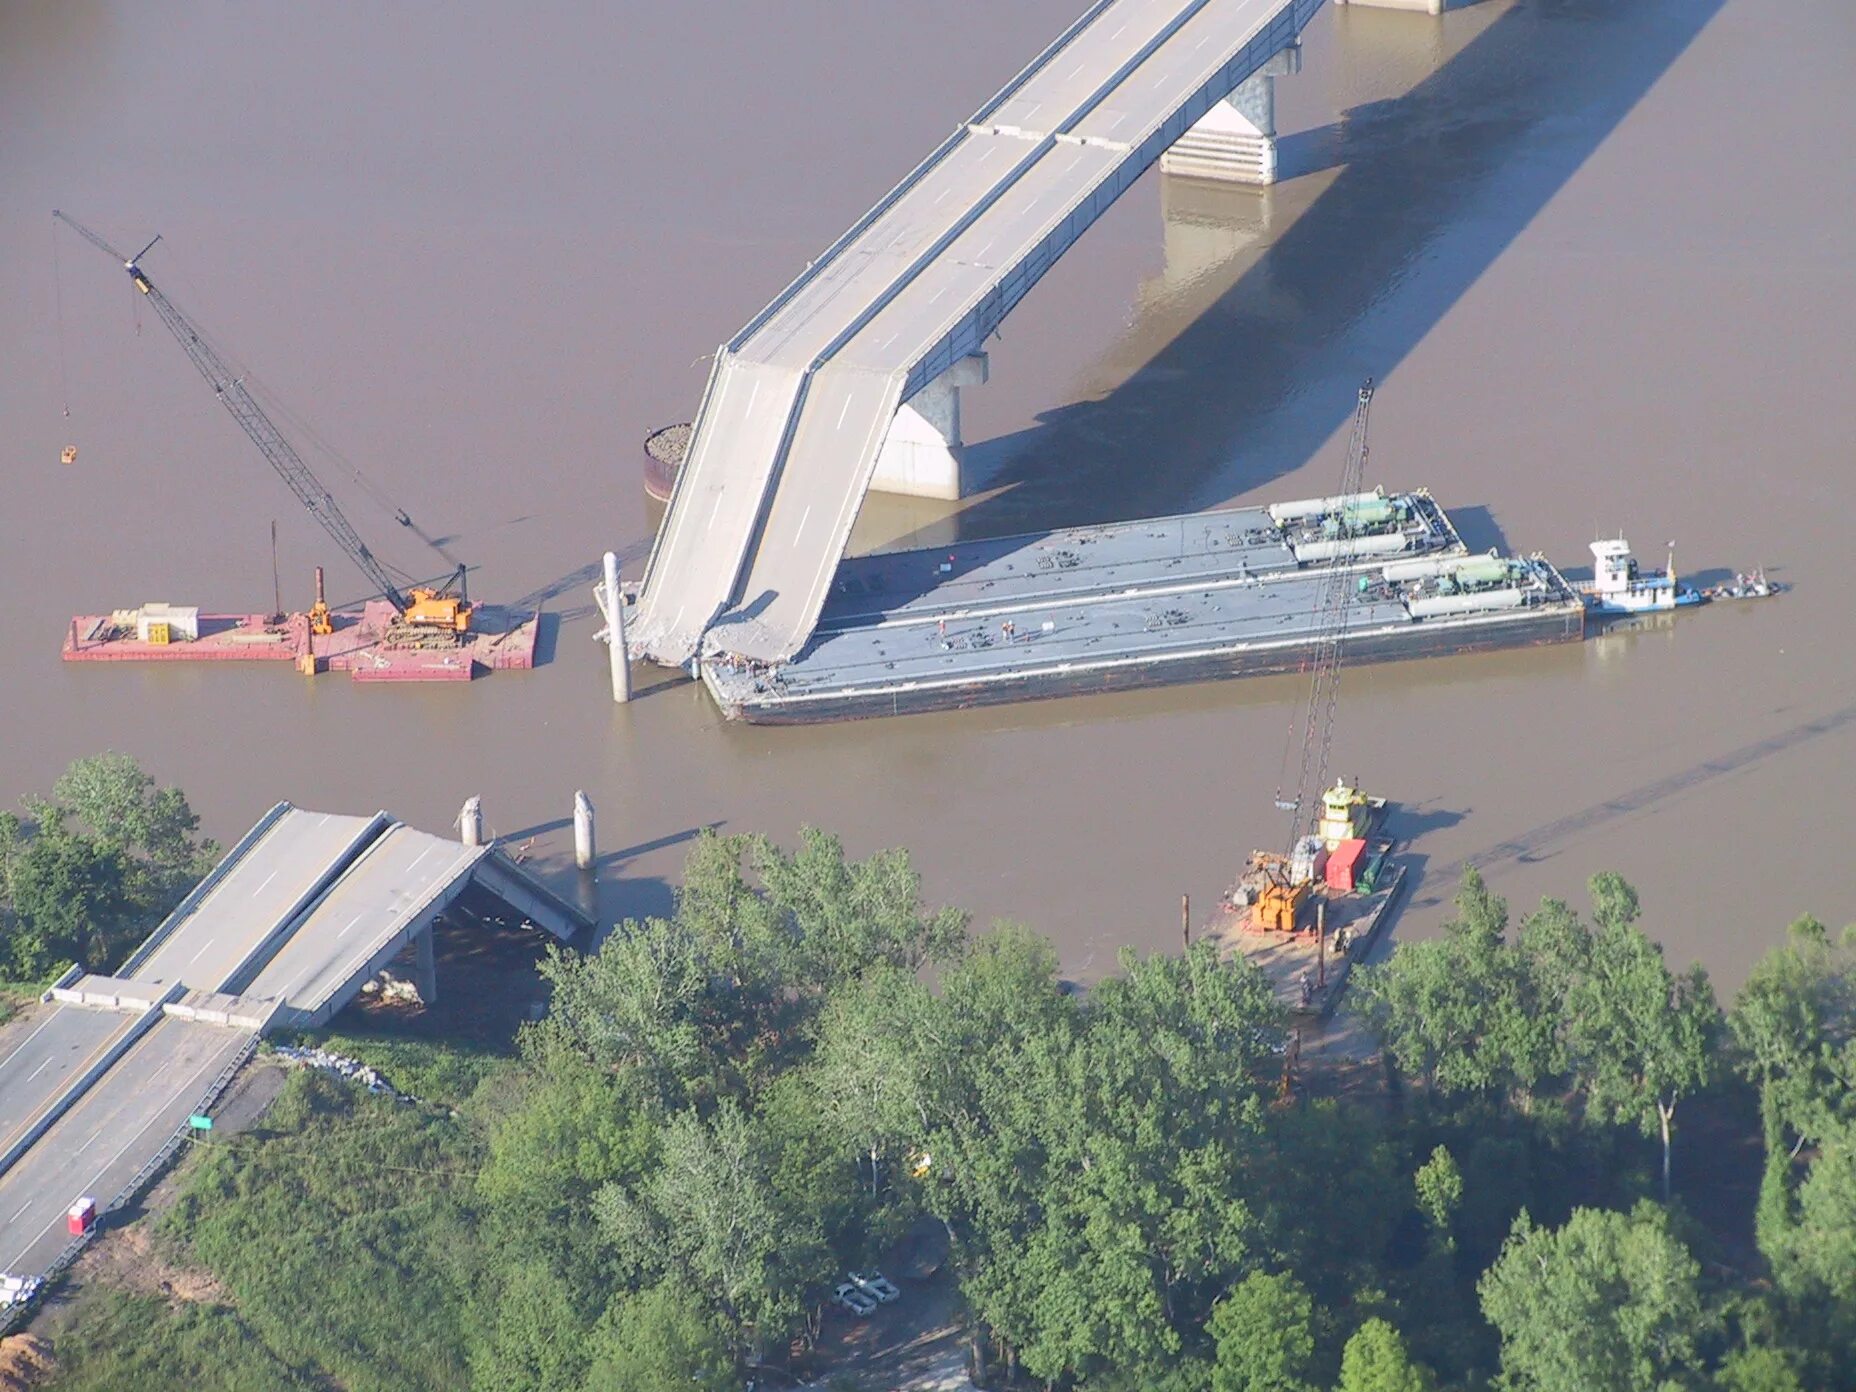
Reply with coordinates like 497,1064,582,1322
66,1197,97,1236
1325,839,1368,893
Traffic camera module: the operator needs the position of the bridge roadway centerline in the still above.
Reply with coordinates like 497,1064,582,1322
131,809,383,995
0,1016,251,1278
632,0,1322,668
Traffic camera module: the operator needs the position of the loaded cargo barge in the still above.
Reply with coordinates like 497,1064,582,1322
63,601,540,682
700,492,1585,723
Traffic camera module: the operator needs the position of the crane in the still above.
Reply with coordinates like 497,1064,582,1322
1249,380,1375,934
52,210,471,636
1277,378,1375,850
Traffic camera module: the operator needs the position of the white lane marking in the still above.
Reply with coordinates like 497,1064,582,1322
25,1058,52,1083
797,505,813,538
836,396,852,430
187,938,216,965
251,869,280,898
0,1013,63,1074
10,1202,30,1223
337,911,369,941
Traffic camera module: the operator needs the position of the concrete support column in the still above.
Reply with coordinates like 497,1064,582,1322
459,796,483,848
412,926,437,1006
1161,45,1300,186
597,551,632,702
573,791,595,872
871,354,989,500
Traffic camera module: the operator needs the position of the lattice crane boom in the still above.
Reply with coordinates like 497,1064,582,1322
1279,379,1375,852
53,210,411,612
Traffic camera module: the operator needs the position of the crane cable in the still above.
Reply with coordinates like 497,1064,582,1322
50,214,71,419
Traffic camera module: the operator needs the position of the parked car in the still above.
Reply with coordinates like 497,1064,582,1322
833,1282,878,1317
850,1270,901,1303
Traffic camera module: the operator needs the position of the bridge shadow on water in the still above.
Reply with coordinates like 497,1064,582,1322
884,0,1727,550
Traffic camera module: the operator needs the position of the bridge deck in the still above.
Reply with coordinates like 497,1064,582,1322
130,809,384,995
243,827,484,1025
0,1009,132,1172
0,1016,251,1280
635,0,1320,667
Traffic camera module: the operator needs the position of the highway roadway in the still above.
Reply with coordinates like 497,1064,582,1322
0,1016,250,1279
244,827,482,1020
634,0,1322,667
132,809,382,995
0,1008,132,1167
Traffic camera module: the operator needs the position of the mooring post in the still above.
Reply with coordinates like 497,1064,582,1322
573,791,595,872
459,796,483,848
1317,899,1327,989
602,550,632,704
1181,893,1191,949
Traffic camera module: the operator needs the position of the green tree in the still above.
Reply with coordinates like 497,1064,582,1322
5,819,130,972
52,751,213,882
1729,917,1855,1149
1562,878,1720,1200
1413,1146,1463,1249
1355,870,1558,1103
1208,1270,1317,1392
1714,1345,1805,1392
1477,1203,1708,1392
585,1282,735,1392
594,1100,826,1351
1337,1319,1436,1392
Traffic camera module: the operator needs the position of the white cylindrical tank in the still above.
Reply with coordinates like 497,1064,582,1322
1382,555,1462,583
1406,588,1525,619
1290,532,1408,564
1267,487,1386,524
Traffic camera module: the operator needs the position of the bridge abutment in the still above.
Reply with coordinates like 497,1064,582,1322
1160,45,1300,186
871,354,989,500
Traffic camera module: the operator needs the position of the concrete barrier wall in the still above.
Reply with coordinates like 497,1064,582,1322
0,982,186,1182
38,964,84,1004
118,802,294,978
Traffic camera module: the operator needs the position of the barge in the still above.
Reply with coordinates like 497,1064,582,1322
700,495,1584,723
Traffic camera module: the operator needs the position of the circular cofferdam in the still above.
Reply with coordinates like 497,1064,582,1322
642,422,690,503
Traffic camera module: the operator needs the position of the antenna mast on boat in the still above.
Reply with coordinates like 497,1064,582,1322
1274,379,1374,851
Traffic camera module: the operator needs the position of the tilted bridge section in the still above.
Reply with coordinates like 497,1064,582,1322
631,0,1325,668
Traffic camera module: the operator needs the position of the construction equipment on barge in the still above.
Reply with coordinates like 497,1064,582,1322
51,212,532,683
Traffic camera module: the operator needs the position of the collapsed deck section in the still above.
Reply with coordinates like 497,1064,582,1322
703,511,1586,722
632,0,1326,667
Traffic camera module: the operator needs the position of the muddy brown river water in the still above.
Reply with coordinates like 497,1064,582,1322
3,0,1852,991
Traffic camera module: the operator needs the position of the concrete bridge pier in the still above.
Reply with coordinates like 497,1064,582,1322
1160,44,1301,186
411,925,437,1006
871,354,989,500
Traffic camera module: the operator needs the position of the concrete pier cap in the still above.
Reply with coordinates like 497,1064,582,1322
1160,42,1302,187
1333,0,1472,13
870,353,990,500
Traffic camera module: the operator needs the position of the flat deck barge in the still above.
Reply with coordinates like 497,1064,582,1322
701,493,1582,723
1202,862,1408,1019
64,601,539,682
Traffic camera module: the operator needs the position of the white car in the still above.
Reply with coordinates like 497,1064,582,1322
833,1282,878,1317
850,1270,901,1304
